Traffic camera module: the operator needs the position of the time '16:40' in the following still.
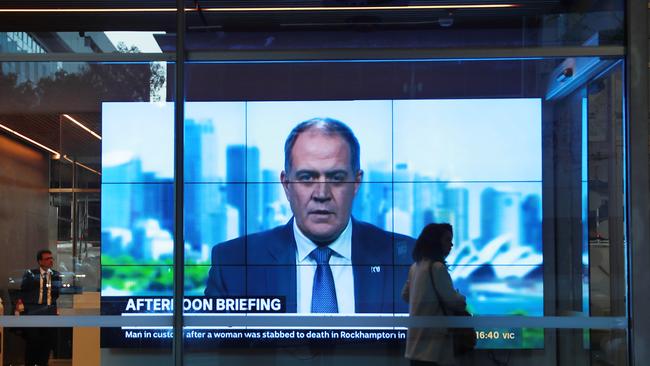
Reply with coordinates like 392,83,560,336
475,331,516,340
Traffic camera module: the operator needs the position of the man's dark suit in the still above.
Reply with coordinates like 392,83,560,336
20,268,61,366
20,268,61,315
205,218,414,313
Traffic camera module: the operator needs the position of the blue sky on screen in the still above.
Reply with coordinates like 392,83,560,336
394,99,541,181
102,99,541,182
102,102,174,179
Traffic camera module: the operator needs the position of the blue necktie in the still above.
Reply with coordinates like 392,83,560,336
310,246,338,313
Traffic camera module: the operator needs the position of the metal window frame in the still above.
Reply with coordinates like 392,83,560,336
0,46,625,62
172,0,185,365
625,1,649,366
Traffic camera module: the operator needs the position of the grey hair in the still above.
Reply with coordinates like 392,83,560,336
283,117,361,173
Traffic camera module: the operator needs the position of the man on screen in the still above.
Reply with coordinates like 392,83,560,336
205,117,413,313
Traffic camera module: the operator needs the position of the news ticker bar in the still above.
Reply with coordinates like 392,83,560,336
0,315,627,329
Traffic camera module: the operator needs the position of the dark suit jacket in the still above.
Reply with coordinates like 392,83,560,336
205,218,414,313
20,268,61,315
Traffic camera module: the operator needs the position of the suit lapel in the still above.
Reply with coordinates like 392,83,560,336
263,219,298,313
351,219,389,313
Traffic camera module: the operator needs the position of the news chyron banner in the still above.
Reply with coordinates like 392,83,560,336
101,296,406,347
101,100,543,349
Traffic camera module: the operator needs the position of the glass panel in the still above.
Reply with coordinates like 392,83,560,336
1,326,174,366
586,63,626,364
0,59,174,364
183,57,627,365
0,18,630,366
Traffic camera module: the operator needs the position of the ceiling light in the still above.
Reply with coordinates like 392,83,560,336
201,4,518,12
63,155,102,176
0,8,176,13
62,114,102,140
0,4,518,13
0,123,61,158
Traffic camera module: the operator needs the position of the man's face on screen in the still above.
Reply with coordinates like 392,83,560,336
281,129,362,244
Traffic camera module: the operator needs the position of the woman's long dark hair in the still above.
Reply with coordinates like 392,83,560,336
412,223,453,263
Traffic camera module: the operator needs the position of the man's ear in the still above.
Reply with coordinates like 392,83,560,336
353,170,364,194
281,170,290,195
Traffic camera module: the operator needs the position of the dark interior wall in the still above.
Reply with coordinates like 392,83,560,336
0,133,50,302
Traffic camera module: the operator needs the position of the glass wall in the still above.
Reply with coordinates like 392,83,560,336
0,57,174,365
0,1,639,365
174,58,626,365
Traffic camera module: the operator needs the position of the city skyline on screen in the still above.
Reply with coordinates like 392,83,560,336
101,100,543,327
102,100,541,246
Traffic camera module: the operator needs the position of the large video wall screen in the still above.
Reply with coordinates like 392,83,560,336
101,99,543,348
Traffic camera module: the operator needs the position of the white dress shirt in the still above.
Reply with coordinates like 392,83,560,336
294,219,355,314
38,267,52,306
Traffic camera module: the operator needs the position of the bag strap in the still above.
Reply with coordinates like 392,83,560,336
428,261,450,316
